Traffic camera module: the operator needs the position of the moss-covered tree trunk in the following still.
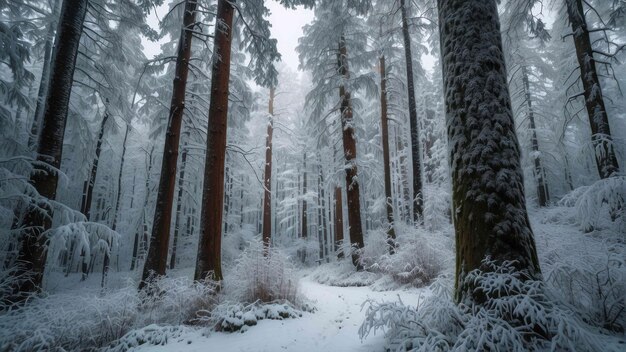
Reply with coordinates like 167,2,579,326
437,0,542,304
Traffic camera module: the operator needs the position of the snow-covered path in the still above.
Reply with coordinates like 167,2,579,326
136,277,427,352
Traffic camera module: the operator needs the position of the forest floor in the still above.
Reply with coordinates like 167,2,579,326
135,277,428,352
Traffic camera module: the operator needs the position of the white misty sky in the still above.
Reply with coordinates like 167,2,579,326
141,2,314,72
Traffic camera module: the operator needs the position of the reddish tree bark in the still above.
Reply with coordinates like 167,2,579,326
194,0,235,283
139,0,197,290
262,87,275,247
337,36,365,270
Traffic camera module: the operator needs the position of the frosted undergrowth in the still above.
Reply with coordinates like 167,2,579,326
559,176,625,232
360,261,624,352
360,203,626,351
310,224,452,290
0,276,216,352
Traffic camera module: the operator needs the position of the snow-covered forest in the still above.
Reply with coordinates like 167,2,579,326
0,0,625,350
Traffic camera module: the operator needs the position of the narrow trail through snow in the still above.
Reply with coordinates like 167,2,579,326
137,277,427,352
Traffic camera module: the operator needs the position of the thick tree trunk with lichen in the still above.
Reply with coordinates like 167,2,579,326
139,0,197,291
194,0,235,283
565,0,620,179
400,0,424,223
337,36,364,270
437,0,542,304
7,0,88,302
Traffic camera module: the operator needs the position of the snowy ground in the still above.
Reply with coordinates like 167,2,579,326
135,277,428,352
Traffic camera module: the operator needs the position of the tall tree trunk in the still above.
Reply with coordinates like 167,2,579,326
139,0,197,290
317,166,324,262
131,145,154,271
334,187,344,259
194,0,235,283
522,66,550,206
29,0,60,151
438,0,542,304
262,87,274,247
566,0,620,179
8,0,88,302
337,36,365,270
300,153,308,263
111,123,129,231
379,55,396,252
81,109,110,219
400,0,424,223
169,139,189,270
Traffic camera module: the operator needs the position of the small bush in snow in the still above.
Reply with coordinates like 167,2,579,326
210,300,306,332
559,177,625,232
360,260,623,352
225,238,301,305
359,224,451,289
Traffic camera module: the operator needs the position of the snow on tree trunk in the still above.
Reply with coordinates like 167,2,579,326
379,55,396,252
437,0,542,304
522,66,550,206
170,137,189,270
29,0,60,151
400,0,424,224
139,0,198,291
565,0,620,179
111,123,129,231
334,187,344,259
337,36,365,270
7,0,88,302
300,152,308,263
194,0,235,283
81,108,110,220
262,87,275,248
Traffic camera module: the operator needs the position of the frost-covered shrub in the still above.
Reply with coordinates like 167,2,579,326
224,238,301,305
310,225,452,289
545,252,625,333
423,184,451,232
0,287,139,351
559,177,625,232
137,276,218,326
0,276,217,351
362,225,451,289
106,324,189,352
210,300,306,332
360,260,623,352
